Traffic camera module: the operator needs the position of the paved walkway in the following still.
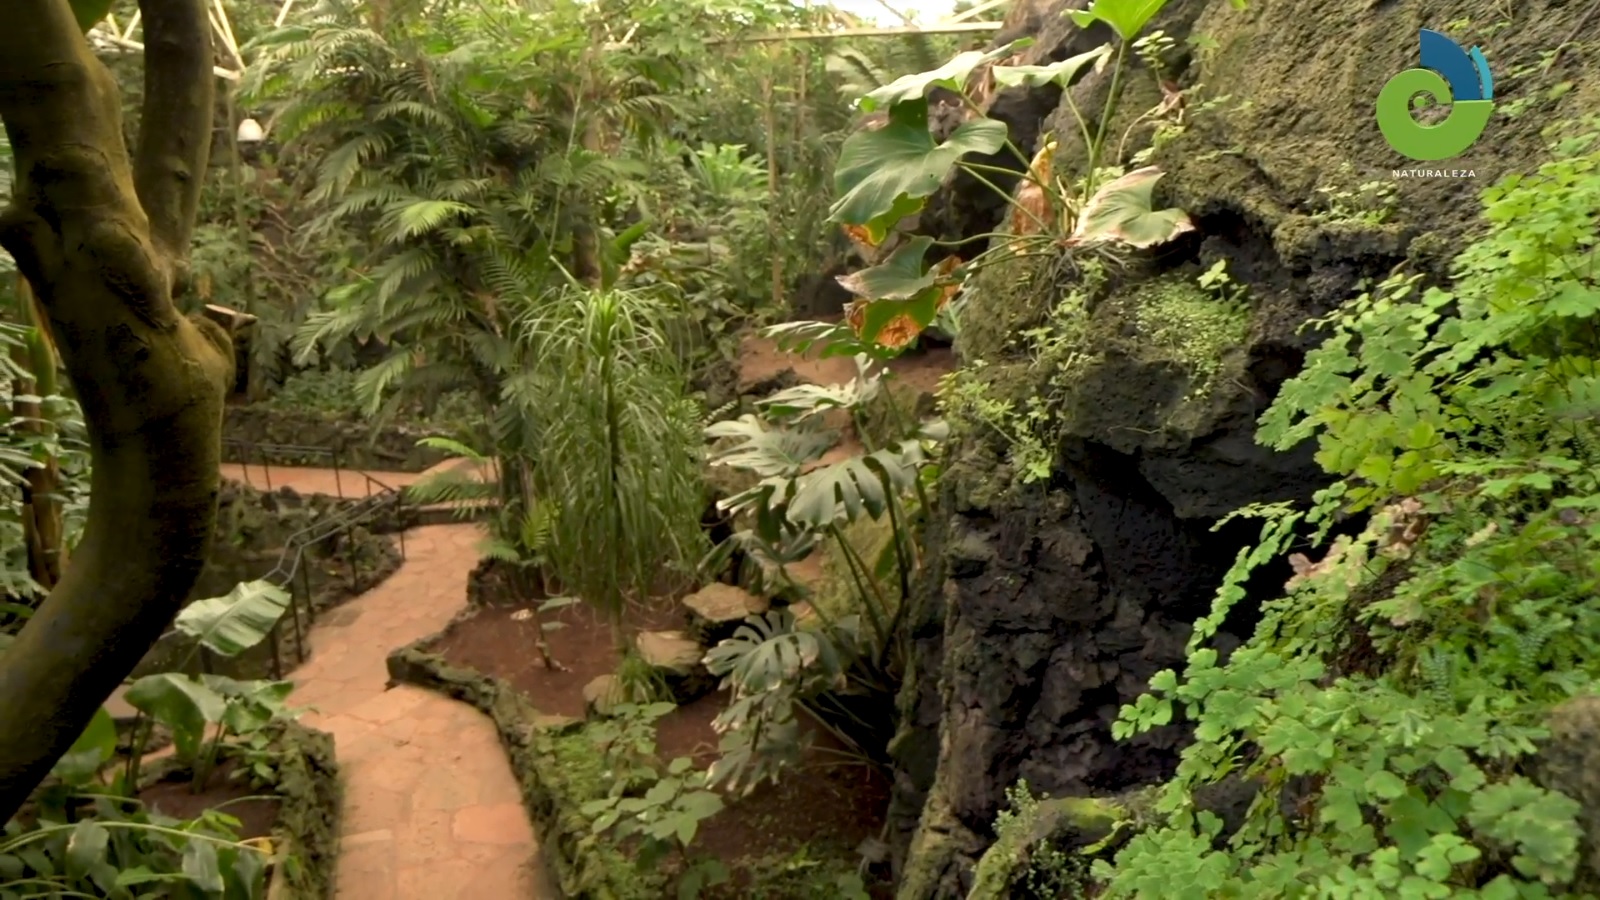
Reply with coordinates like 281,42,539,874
232,464,552,899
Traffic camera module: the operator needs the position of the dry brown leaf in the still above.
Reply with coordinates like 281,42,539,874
933,256,963,311
1282,537,1359,591
1378,497,1429,559
874,312,922,350
842,223,880,250
1156,80,1185,117
1011,139,1057,239
845,297,868,335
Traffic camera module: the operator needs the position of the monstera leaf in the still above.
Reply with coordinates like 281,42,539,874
786,435,936,530
705,415,835,478
1067,166,1194,248
1068,0,1173,41
70,0,115,31
757,357,882,421
831,109,1008,245
703,609,845,692
764,319,891,361
834,236,965,347
858,41,1028,111
992,45,1113,89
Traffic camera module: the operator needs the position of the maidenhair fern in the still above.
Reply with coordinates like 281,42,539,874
1101,119,1600,897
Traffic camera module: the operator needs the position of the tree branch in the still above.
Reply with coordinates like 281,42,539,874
0,0,232,823
134,0,215,270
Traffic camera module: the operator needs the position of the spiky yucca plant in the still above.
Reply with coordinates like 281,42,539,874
506,283,708,654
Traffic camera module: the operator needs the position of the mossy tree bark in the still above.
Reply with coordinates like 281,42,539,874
0,0,233,821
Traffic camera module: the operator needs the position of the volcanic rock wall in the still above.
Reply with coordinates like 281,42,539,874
888,1,1600,896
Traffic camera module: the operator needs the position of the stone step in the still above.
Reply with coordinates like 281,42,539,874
633,629,715,702
682,583,769,645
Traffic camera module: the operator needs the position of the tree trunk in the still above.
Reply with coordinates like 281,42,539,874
0,0,233,822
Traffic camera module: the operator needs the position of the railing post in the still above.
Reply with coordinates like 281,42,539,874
268,625,283,680
332,443,344,499
293,565,309,663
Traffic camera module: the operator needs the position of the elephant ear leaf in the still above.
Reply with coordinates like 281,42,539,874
830,110,1008,245
1067,166,1194,249
70,0,116,32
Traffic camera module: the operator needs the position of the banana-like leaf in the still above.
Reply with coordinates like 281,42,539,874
173,580,292,658
124,673,227,761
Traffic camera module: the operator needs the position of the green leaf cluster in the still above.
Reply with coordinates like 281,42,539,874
1098,120,1600,897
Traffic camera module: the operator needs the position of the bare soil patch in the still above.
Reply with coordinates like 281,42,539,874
137,759,282,841
433,597,892,896
430,598,683,719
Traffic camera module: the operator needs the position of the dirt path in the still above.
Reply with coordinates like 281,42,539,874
228,464,553,899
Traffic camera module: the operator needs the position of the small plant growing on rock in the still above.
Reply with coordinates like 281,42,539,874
581,702,729,898
1099,121,1600,897
969,780,1089,900
823,0,1209,351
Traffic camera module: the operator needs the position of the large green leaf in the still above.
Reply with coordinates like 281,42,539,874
757,357,881,421
70,0,115,31
992,46,1113,89
786,439,930,529
174,580,291,658
706,416,835,478
124,674,227,761
836,236,944,300
201,676,296,735
1067,0,1173,41
50,706,117,786
830,106,1009,244
1067,166,1194,248
858,42,1027,112
835,237,964,346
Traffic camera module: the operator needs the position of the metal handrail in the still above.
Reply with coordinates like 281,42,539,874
191,438,414,679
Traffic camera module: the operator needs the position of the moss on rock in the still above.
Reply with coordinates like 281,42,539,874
263,721,341,900
222,406,449,472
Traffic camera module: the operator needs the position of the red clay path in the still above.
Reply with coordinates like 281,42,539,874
227,461,554,899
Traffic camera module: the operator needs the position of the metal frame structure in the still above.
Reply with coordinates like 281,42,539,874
86,0,1006,74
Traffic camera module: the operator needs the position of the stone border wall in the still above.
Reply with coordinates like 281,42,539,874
264,720,342,900
385,613,657,900
222,406,448,472
134,482,404,682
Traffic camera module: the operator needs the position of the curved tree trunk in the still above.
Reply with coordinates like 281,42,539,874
0,0,233,822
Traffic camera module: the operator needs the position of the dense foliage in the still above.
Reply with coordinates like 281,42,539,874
1103,119,1600,898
